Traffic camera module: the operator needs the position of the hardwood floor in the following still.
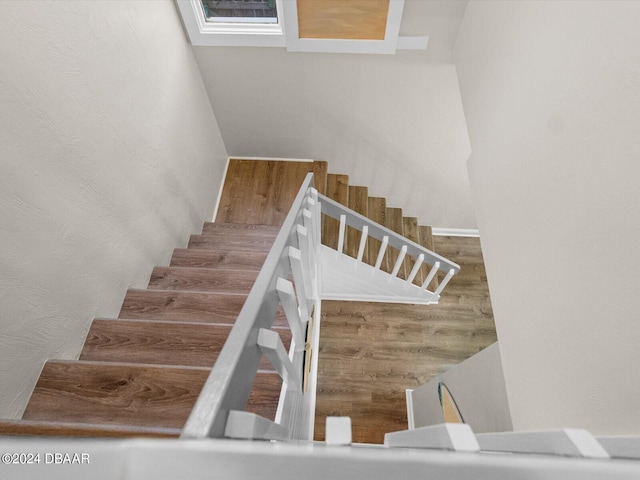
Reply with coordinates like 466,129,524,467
313,236,496,444
215,159,322,226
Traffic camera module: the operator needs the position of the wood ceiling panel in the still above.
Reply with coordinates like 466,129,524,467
297,0,390,40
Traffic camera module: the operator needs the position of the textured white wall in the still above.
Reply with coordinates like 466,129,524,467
411,343,512,434
193,7,474,229
0,0,227,418
455,1,640,434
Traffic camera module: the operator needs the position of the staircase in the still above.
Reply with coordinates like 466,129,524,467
0,223,289,437
321,173,440,291
0,159,454,439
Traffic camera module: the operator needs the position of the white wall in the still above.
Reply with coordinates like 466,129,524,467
410,343,512,434
192,1,475,229
455,1,640,434
0,0,227,418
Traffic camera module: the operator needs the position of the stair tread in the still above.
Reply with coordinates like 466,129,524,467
80,318,292,370
0,419,180,438
23,361,282,428
170,248,267,271
322,174,349,250
148,267,257,294
119,290,288,327
188,234,275,252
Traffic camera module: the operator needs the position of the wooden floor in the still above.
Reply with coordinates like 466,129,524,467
313,236,496,444
216,159,325,225
217,159,497,445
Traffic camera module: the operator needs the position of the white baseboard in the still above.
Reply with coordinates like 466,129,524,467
432,228,480,238
227,156,314,163
211,157,231,223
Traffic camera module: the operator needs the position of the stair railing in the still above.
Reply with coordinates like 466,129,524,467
182,174,461,441
182,172,320,441
318,194,460,302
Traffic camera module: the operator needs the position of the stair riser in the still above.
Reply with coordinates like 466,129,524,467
188,235,275,252
201,223,280,237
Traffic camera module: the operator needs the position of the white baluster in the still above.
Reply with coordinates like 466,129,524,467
288,246,310,321
301,210,316,278
406,254,424,284
374,236,389,270
356,225,368,263
305,196,315,209
421,261,440,290
295,225,313,299
314,201,322,248
303,205,315,252
390,245,408,278
275,277,305,351
258,328,301,390
434,268,455,296
337,214,346,255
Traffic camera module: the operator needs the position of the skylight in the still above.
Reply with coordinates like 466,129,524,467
200,0,278,24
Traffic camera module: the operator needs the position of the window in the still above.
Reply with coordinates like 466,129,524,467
176,0,424,53
177,0,286,47
201,0,278,24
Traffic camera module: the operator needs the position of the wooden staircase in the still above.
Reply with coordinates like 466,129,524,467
0,223,289,438
321,172,438,291
0,159,446,439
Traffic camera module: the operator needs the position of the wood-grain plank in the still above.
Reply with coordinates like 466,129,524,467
312,160,328,195
385,207,405,277
23,361,210,428
215,159,316,226
188,234,275,252
148,267,257,294
314,235,496,444
366,197,386,271
80,319,291,370
0,420,180,438
23,361,282,429
170,248,267,271
245,371,282,422
119,290,289,327
346,185,368,260
322,174,349,249
201,223,280,237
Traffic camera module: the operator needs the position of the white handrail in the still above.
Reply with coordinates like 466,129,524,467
181,173,318,440
318,193,460,290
